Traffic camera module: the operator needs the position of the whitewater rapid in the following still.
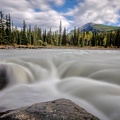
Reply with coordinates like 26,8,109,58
0,49,120,120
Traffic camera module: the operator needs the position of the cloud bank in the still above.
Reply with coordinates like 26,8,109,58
65,0,120,27
0,0,120,31
0,0,70,31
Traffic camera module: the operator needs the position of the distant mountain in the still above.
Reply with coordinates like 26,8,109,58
80,22,120,32
70,22,120,34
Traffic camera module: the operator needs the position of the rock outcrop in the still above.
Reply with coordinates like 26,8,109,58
0,98,100,120
0,67,7,90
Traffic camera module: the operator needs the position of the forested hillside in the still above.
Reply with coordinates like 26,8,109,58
0,11,120,48
77,22,120,32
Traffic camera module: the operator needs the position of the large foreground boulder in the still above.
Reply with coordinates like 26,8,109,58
0,98,100,120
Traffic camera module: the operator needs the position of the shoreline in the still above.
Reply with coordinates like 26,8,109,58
0,45,120,50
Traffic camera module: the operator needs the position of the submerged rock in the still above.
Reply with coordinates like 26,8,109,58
0,98,100,120
0,68,8,90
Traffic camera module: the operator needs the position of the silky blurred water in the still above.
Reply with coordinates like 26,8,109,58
0,49,120,120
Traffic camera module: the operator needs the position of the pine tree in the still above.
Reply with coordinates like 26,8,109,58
0,12,7,45
115,30,120,48
27,24,32,45
88,31,93,46
106,32,111,47
62,27,67,45
14,26,20,45
4,14,11,44
59,20,62,46
42,29,47,46
47,28,52,44
50,28,52,44
21,20,27,45
0,11,3,44
91,32,95,46
81,32,84,47
109,31,112,47
33,25,37,45
5,14,9,44
73,27,77,46
77,28,80,46
53,30,59,45
43,29,47,42
8,13,11,43
37,27,42,40
11,21,15,45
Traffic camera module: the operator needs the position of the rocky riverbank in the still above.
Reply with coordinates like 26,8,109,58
0,99,100,120
0,45,119,50
0,45,45,49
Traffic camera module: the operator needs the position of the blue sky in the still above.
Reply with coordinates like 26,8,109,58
0,0,120,31
52,0,78,12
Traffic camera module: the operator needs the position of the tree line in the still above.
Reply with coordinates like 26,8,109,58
0,11,120,48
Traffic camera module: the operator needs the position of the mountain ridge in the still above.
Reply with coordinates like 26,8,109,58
70,22,120,34
80,22,120,32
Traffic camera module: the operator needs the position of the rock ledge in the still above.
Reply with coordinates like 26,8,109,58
0,98,100,120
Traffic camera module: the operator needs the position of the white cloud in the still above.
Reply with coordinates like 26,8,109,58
52,0,65,6
1,0,120,31
64,0,120,27
0,0,70,31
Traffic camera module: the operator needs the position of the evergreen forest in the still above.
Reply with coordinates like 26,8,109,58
0,11,120,48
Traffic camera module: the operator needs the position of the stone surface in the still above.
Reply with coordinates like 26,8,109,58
0,98,100,120
0,68,7,90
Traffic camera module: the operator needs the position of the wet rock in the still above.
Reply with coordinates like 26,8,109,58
0,98,100,120
0,68,8,90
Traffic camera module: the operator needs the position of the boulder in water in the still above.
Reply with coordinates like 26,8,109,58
0,67,8,90
0,98,100,120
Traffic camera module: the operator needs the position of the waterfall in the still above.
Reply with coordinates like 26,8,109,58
0,49,120,120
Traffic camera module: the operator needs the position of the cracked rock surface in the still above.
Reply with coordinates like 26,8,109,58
0,98,100,120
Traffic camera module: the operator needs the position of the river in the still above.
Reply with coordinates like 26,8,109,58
0,49,120,120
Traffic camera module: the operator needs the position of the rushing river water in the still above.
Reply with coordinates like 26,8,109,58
0,49,120,120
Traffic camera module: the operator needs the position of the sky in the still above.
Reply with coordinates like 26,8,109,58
0,0,120,31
